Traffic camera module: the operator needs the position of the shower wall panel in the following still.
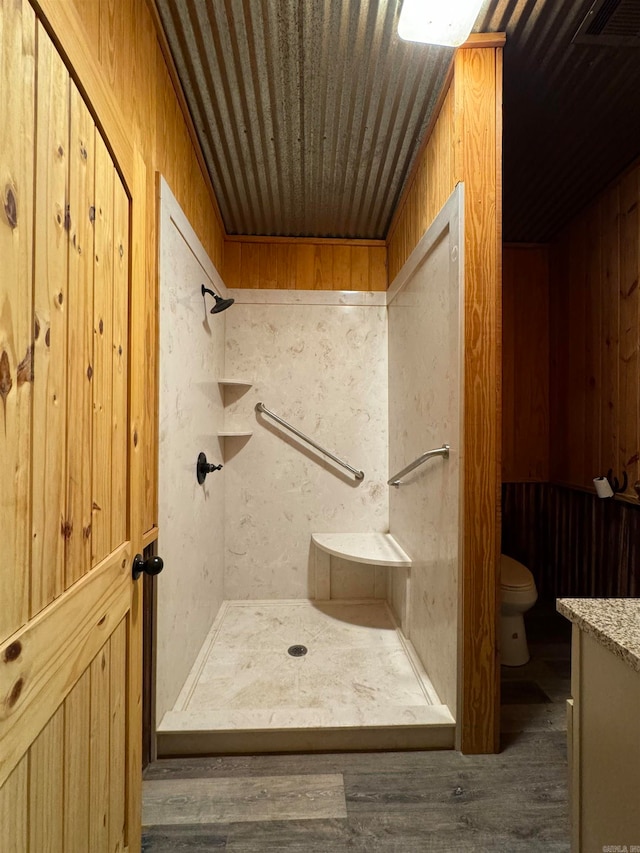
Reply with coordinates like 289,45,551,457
156,181,226,721
223,297,389,599
388,188,463,715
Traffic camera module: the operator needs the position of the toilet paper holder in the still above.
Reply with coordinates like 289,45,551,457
593,470,628,498
606,468,628,495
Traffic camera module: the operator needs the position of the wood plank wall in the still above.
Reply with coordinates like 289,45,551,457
223,237,388,291
550,162,640,503
386,43,504,754
387,83,456,282
502,246,550,482
502,482,640,600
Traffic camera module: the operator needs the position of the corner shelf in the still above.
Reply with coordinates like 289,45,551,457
217,380,254,452
217,378,253,388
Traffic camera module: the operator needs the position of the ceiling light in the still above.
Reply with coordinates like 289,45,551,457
397,0,484,47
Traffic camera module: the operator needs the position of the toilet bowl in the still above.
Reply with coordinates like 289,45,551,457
500,554,537,666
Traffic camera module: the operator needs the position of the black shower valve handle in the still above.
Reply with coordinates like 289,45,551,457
197,451,223,485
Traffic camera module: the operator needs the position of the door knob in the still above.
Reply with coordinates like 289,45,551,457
132,553,164,581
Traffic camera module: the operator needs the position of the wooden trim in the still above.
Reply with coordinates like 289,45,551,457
460,33,507,49
456,45,501,754
143,526,160,548
146,0,226,237
493,45,503,751
386,64,455,245
225,234,387,248
30,0,134,192
0,545,130,790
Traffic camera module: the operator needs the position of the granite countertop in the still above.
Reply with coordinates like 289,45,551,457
557,598,640,673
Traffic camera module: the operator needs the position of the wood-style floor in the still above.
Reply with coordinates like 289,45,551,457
142,601,571,852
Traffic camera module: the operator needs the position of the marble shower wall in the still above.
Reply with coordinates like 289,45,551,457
388,191,463,714
223,298,389,599
156,181,227,721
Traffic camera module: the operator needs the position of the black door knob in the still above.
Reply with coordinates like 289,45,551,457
132,553,164,581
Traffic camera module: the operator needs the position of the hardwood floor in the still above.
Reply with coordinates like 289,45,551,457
143,600,571,852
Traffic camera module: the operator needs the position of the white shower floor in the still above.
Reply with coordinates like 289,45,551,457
157,600,455,754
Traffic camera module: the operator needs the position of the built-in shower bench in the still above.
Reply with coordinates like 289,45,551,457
311,533,412,566
311,533,412,601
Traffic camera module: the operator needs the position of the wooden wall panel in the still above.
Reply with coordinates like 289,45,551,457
66,84,95,587
618,169,639,493
550,163,640,502
502,246,550,482
566,217,588,488
585,206,603,479
601,185,620,475
31,27,69,616
387,82,456,282
222,238,388,291
0,0,35,641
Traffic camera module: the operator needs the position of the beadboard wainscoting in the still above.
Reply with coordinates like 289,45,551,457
502,483,640,600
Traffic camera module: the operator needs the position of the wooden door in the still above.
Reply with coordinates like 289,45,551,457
0,2,144,849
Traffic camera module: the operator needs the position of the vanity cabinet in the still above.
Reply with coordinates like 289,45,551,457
559,600,640,852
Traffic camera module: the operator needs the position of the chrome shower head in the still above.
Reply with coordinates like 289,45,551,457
201,284,234,314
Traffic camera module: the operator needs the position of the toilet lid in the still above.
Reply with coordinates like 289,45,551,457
500,555,534,590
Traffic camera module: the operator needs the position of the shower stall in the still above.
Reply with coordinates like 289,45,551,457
155,177,463,754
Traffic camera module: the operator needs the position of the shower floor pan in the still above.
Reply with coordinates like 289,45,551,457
157,600,455,755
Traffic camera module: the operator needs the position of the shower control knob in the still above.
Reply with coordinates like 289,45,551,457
132,553,164,581
197,451,223,484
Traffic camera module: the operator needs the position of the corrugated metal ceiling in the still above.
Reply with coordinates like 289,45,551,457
156,0,640,243
156,0,452,238
477,0,640,241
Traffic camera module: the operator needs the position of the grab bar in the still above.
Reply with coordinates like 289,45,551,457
255,402,365,480
388,445,450,487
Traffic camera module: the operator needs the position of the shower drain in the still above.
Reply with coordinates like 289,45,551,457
288,644,308,657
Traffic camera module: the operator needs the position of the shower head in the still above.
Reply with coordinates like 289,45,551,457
201,284,234,314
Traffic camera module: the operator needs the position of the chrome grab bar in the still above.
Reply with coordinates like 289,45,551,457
388,445,450,487
255,402,365,480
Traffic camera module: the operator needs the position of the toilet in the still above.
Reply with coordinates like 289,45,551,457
500,554,538,666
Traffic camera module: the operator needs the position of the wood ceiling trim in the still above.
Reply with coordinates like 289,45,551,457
226,235,386,248
461,32,507,48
